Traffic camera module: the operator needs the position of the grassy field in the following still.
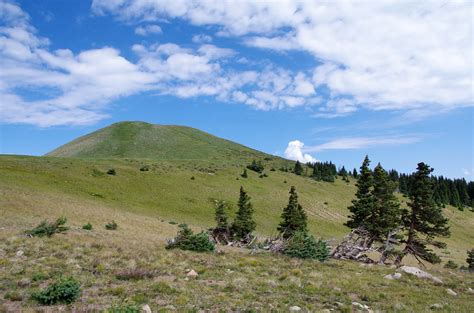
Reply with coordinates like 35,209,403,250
1,122,473,310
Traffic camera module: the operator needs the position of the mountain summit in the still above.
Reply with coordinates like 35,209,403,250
47,121,269,161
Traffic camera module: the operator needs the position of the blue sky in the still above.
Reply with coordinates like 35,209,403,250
0,0,472,179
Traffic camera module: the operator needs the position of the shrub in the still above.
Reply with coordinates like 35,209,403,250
247,160,264,173
444,260,458,269
241,168,248,178
26,217,69,237
82,222,93,230
166,224,215,252
105,221,118,230
283,231,330,261
5,290,22,301
139,165,149,171
107,168,116,175
31,276,81,305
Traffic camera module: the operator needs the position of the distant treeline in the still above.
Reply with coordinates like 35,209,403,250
387,170,474,209
304,162,473,209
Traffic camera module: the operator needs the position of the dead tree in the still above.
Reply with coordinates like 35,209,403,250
331,227,376,263
378,227,402,264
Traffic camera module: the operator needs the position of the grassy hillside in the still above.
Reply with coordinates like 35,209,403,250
47,121,274,163
1,122,473,310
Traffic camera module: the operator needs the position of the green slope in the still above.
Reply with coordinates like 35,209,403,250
1,155,472,264
46,121,272,163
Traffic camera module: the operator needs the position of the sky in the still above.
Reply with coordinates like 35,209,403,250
0,0,473,179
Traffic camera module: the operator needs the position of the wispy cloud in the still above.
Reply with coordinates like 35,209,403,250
304,135,422,152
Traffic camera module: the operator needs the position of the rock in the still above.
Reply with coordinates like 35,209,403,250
164,305,176,310
141,304,152,313
467,287,474,294
186,269,198,277
16,250,24,257
289,306,301,312
384,272,402,280
352,302,371,311
18,278,31,287
430,303,444,310
446,288,457,296
398,266,442,284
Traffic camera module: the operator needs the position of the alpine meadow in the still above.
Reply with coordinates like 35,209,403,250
1,0,473,312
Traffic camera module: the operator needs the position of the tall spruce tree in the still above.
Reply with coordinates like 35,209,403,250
370,164,402,263
345,155,375,231
278,186,308,239
214,200,229,230
395,163,450,265
232,187,256,240
294,161,304,176
467,249,474,272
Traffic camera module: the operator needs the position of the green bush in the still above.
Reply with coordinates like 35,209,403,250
247,160,264,173
444,260,458,269
82,222,93,230
139,165,149,171
166,224,215,252
107,168,116,175
105,221,118,230
25,217,69,237
283,231,330,261
31,276,81,305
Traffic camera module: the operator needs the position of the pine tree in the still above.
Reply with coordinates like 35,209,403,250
241,168,248,178
278,186,308,239
345,155,374,231
214,200,229,230
232,187,256,240
369,164,402,263
352,168,358,178
467,249,474,272
395,163,450,265
294,161,304,176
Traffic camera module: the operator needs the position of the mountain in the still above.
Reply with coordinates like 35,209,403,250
47,121,271,162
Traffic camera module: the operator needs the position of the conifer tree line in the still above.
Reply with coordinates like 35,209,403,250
344,156,451,265
389,170,474,210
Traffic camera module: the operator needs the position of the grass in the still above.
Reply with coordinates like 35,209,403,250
0,122,473,309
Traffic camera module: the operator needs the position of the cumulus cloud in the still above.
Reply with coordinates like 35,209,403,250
284,140,317,163
92,0,473,116
192,34,212,43
134,24,162,36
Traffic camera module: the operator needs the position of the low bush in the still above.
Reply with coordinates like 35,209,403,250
107,168,116,175
444,260,458,269
31,276,81,305
82,222,93,230
166,224,215,252
139,165,149,171
105,221,118,230
25,217,69,237
283,231,330,261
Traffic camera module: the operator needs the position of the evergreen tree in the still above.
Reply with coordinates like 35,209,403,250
241,168,248,178
345,155,374,231
278,186,308,239
214,200,229,230
232,187,256,240
352,168,358,178
467,249,474,272
395,163,450,265
294,161,304,176
370,164,402,263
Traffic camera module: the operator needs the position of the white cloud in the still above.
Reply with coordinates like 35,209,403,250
92,0,474,116
134,24,162,36
192,34,212,43
304,135,421,152
284,140,317,163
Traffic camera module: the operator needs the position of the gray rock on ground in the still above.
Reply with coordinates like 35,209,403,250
398,266,442,284
289,306,301,312
384,272,402,280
